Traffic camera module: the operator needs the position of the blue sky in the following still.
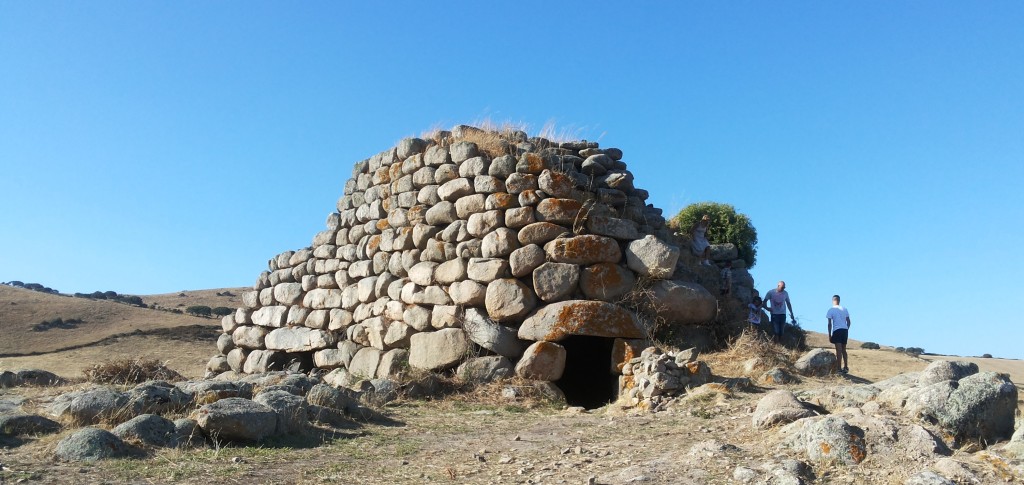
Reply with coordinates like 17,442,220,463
2,2,1022,359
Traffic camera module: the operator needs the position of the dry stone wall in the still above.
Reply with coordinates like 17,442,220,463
209,125,751,400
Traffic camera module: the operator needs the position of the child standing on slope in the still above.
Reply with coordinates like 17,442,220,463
747,296,763,328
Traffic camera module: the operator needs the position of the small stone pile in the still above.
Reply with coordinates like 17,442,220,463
208,126,754,402
620,346,712,409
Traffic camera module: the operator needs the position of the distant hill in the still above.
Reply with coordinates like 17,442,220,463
0,285,244,356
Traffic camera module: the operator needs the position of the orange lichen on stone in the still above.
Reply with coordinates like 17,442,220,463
621,374,635,389
587,263,623,286
367,235,381,253
491,192,517,209
388,163,403,182
522,153,545,173
535,198,583,224
375,167,392,184
546,235,620,265
849,436,866,463
407,205,426,224
611,338,646,373
376,219,391,231
517,300,644,341
382,197,394,212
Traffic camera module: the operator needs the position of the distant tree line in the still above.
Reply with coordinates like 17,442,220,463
72,290,146,307
3,281,60,294
184,305,234,318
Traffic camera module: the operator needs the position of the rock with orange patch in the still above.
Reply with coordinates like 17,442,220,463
538,169,574,198
579,263,635,302
518,222,569,246
515,341,567,381
505,206,535,229
802,416,867,465
611,338,648,374
535,198,583,225
517,300,643,342
485,192,518,210
505,173,537,194
516,152,547,175
648,280,717,325
544,235,621,265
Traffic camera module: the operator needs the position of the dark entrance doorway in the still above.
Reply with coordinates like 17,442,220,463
555,336,618,409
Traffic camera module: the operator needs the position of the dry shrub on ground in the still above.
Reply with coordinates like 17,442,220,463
702,328,800,377
83,358,184,385
447,377,563,411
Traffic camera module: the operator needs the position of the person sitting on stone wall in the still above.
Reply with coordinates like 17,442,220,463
689,214,712,266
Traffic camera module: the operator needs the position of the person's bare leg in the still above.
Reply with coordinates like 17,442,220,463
840,344,848,370
834,344,842,372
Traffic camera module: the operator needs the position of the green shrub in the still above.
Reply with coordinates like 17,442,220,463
861,342,880,350
185,305,212,317
905,347,925,356
895,347,905,352
981,353,993,358
211,306,234,317
671,202,758,267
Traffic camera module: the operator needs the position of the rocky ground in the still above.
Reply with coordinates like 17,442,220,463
1,343,1021,485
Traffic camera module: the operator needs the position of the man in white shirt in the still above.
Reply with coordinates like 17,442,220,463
763,281,795,341
826,295,852,374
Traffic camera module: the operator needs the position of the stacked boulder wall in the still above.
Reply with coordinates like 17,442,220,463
210,127,750,403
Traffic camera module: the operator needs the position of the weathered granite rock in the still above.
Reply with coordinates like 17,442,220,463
265,327,336,352
48,387,130,424
795,349,838,377
409,328,470,371
195,397,277,442
579,263,635,301
544,235,621,265
515,341,567,381
917,360,979,387
457,356,514,384
253,390,309,435
0,413,61,436
648,280,717,325
532,262,580,302
55,427,132,461
625,235,679,279
752,390,816,429
485,278,537,322
802,416,867,465
462,308,527,358
937,371,1017,444
112,414,178,447
518,300,643,341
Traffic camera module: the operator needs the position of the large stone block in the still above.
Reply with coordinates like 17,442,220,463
518,300,643,342
579,263,635,301
544,235,621,265
409,328,470,371
265,327,336,352
251,306,288,328
462,308,527,358
485,278,537,322
303,289,345,310
534,198,583,225
532,262,580,302
625,235,680,279
648,280,717,325
515,341,567,381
